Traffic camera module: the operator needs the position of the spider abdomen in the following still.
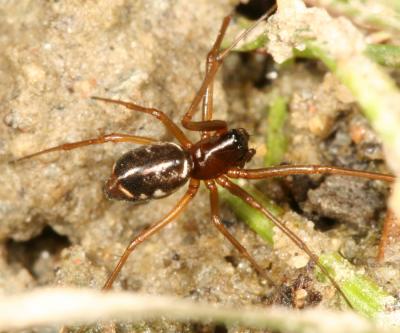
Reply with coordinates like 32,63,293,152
105,143,192,202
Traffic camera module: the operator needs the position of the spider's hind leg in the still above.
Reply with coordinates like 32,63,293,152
102,178,200,290
216,175,354,308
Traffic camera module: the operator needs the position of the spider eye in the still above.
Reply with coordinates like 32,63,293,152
229,128,250,151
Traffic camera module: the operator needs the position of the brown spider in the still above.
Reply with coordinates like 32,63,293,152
14,8,394,308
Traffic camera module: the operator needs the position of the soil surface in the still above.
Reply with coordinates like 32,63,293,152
0,1,397,332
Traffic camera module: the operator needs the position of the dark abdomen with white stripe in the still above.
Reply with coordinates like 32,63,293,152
104,143,193,202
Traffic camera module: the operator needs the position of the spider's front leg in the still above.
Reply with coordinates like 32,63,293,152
181,5,277,135
227,165,395,260
226,165,395,182
91,97,192,149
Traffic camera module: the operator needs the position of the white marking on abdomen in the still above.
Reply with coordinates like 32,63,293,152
153,189,166,197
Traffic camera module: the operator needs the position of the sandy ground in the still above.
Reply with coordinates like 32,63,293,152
0,1,398,332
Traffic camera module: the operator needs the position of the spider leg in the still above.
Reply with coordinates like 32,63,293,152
204,180,266,276
227,165,395,183
91,97,192,149
217,4,276,61
216,175,354,308
102,178,199,290
377,209,400,262
181,17,229,133
199,50,216,140
228,166,395,261
199,14,234,137
201,54,214,125
12,133,157,163
182,5,277,133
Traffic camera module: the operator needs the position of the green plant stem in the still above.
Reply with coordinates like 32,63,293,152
295,43,400,69
318,253,395,319
218,184,280,245
304,0,400,33
265,95,288,167
365,44,400,68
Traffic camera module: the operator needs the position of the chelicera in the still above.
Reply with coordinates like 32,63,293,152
14,9,395,306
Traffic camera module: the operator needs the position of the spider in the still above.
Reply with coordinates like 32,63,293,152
14,8,395,308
